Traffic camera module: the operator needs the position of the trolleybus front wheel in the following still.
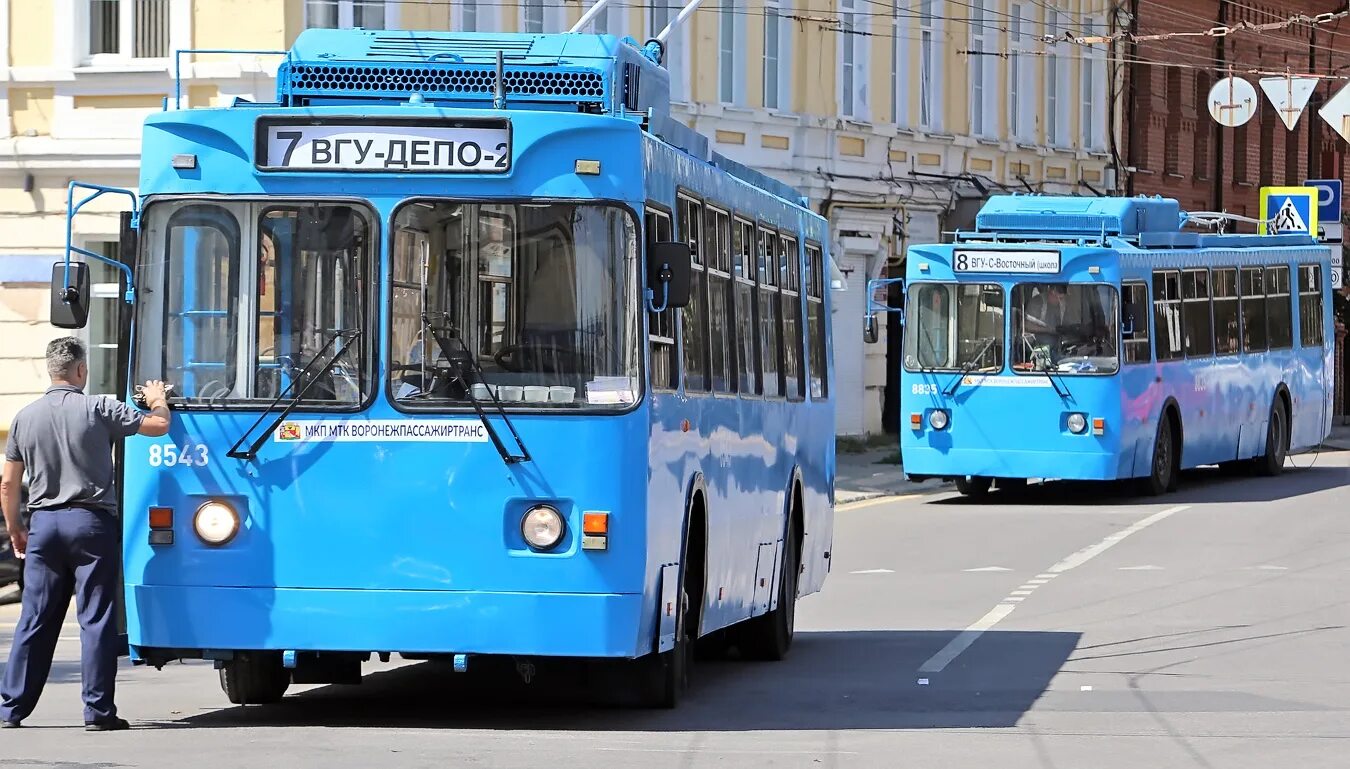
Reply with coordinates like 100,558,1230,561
955,476,993,497
1141,413,1179,496
219,653,291,705
636,521,700,708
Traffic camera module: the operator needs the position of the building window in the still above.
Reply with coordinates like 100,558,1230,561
1045,9,1070,146
1009,3,1034,142
87,0,171,60
591,0,624,36
969,0,996,138
1164,68,1182,175
839,0,867,118
891,0,909,125
764,0,791,110
1193,71,1212,177
519,0,563,33
1081,18,1107,151
919,0,941,130
1233,122,1250,183
305,0,389,30
648,3,687,101
719,0,746,105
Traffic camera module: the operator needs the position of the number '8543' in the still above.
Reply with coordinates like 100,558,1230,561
148,444,209,467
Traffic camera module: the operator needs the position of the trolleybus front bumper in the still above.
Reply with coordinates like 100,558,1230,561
902,446,1123,482
126,584,647,661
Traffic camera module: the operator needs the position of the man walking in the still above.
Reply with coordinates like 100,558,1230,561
1,338,170,730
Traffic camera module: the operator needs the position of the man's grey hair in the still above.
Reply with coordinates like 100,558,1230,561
46,336,86,379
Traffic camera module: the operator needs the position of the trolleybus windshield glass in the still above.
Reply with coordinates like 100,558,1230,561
903,282,1005,372
135,200,374,406
1011,283,1119,374
389,201,639,410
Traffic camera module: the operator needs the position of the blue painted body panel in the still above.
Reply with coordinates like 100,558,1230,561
121,31,835,662
901,195,1334,483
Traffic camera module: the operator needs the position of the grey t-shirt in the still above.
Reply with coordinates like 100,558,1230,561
4,385,144,513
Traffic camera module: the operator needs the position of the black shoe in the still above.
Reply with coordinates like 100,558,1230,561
0,720,20,729
84,717,129,732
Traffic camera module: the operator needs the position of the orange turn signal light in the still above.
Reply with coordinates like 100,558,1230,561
1092,418,1106,435
910,413,923,429
149,507,174,530
583,512,609,536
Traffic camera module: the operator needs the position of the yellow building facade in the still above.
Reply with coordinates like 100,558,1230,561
0,0,1116,437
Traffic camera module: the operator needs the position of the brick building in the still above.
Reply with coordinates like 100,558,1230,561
1123,1,1350,217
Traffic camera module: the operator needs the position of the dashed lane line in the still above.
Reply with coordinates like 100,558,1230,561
917,504,1190,675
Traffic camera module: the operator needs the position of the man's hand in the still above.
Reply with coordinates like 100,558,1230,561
7,526,26,559
139,380,169,407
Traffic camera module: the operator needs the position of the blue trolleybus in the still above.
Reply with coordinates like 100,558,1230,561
894,194,1334,497
52,27,836,707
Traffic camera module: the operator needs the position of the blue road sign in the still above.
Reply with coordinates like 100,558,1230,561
1304,178,1342,222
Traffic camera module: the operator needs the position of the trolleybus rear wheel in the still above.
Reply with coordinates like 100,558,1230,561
737,514,801,661
955,476,993,497
1142,414,1178,496
219,653,291,705
1253,398,1288,477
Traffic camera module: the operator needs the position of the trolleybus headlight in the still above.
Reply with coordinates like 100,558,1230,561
1067,413,1088,434
929,410,950,430
521,505,566,551
193,501,240,546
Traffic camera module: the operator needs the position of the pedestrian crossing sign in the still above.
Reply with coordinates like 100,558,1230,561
1258,187,1318,236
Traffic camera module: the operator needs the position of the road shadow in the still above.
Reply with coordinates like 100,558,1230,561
928,463,1349,507
172,629,1081,731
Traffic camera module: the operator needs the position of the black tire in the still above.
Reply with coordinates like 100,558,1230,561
1253,398,1288,477
219,654,290,705
955,476,993,497
1141,414,1177,496
736,516,801,662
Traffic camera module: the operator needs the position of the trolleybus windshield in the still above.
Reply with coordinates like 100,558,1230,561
1011,283,1119,375
389,201,639,410
903,282,1004,373
134,200,374,407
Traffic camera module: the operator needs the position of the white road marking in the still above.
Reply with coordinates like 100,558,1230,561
1010,590,1034,596
963,566,1012,572
917,505,1191,675
918,603,1017,673
1026,578,1051,585
1047,506,1189,574
849,568,895,575
1253,565,1289,570
1081,685,1094,691
1118,565,1165,570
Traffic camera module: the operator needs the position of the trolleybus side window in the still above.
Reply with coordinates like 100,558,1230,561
733,217,761,394
678,194,710,393
389,201,639,409
1182,268,1213,357
782,235,804,400
758,225,783,397
1152,270,1184,362
1266,265,1293,350
158,204,242,401
806,243,829,398
1122,282,1151,364
1012,283,1118,374
1299,264,1324,347
647,207,678,391
1240,267,1267,352
704,205,735,393
1212,267,1240,355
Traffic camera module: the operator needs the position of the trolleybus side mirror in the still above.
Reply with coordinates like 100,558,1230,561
864,315,880,344
648,241,692,309
864,277,905,345
49,261,91,330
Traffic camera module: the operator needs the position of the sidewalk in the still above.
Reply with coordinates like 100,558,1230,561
836,448,947,505
1324,422,1350,451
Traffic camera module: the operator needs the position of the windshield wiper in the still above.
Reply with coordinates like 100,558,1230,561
943,336,997,397
226,329,360,460
1033,358,1072,399
427,323,531,466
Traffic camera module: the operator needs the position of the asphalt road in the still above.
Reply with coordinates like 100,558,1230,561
2,454,1349,768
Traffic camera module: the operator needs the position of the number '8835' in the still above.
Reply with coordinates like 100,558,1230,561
148,444,209,467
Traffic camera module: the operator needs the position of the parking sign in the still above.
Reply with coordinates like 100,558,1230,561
1305,179,1342,242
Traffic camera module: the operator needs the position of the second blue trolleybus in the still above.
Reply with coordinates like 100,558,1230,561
895,195,1334,496
53,27,836,707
